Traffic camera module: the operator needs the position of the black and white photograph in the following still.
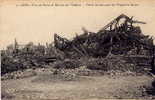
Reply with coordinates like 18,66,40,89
1,0,155,100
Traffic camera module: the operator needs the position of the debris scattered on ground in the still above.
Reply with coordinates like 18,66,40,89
1,14,155,76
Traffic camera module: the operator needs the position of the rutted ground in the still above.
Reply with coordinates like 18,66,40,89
2,69,155,100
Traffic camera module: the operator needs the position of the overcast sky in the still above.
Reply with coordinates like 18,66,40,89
0,1,155,50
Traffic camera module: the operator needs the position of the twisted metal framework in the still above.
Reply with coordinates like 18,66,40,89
98,14,146,33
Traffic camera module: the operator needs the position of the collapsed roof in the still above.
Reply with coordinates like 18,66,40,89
54,14,154,58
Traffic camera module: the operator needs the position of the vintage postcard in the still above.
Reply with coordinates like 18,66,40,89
1,0,155,100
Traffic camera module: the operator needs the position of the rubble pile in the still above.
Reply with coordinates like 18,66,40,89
1,14,155,76
1,44,58,75
53,14,154,73
54,14,154,58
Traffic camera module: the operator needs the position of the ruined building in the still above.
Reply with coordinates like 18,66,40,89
54,14,154,58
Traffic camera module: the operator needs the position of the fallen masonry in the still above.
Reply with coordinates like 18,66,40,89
54,14,154,72
1,14,155,75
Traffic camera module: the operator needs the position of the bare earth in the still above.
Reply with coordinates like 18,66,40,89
1,71,155,100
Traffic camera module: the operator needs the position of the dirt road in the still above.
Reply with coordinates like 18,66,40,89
2,73,155,100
